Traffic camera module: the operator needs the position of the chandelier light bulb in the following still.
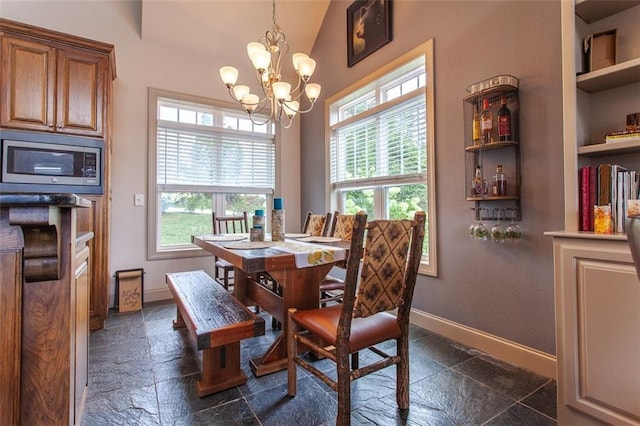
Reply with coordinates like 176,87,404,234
241,93,260,113
283,100,300,119
232,85,250,102
247,42,266,59
251,50,271,71
272,81,291,101
297,57,316,79
220,66,239,86
291,53,308,72
305,83,321,102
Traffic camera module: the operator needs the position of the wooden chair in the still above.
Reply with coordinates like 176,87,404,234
302,211,332,236
287,211,426,424
319,212,356,306
212,211,248,290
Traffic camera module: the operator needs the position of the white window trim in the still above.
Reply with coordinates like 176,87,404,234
147,87,277,260
324,40,437,276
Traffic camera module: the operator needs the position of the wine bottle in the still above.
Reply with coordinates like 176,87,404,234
472,104,481,145
497,96,511,141
480,98,493,144
492,164,507,196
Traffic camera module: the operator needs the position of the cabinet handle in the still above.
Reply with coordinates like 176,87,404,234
47,123,54,128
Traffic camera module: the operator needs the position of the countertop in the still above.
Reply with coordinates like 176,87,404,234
0,193,91,208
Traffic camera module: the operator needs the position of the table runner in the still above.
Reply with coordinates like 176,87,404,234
273,240,346,268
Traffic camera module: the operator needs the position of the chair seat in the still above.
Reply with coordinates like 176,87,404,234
319,276,344,292
291,305,401,353
215,259,233,269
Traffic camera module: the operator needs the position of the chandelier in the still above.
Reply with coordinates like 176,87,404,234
219,0,321,129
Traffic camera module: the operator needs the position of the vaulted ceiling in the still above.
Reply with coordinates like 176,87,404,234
141,0,331,82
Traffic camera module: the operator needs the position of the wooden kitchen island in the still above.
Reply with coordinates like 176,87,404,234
0,193,93,425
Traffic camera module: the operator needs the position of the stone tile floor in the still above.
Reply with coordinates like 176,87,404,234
83,300,557,425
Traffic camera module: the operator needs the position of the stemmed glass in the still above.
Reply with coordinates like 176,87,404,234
491,208,505,244
472,207,488,241
505,208,522,242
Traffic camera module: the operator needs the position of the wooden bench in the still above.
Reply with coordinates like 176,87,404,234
166,270,265,396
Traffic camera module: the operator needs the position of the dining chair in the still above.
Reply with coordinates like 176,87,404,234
319,212,356,306
212,211,249,290
287,211,426,424
302,211,332,236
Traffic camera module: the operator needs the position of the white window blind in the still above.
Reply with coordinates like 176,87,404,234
330,92,427,189
157,125,274,191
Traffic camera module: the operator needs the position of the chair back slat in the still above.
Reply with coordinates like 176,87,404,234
330,212,356,242
302,212,332,236
212,212,249,234
353,219,413,318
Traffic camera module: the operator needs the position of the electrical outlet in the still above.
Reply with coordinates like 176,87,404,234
134,193,144,206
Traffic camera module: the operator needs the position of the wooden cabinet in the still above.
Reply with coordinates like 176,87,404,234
0,193,93,425
551,1,640,424
549,233,640,425
0,32,107,137
0,18,115,330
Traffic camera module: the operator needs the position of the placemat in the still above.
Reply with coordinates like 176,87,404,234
297,236,342,243
285,233,311,238
224,241,278,250
202,234,248,242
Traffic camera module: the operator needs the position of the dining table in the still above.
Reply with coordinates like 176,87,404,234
192,234,349,377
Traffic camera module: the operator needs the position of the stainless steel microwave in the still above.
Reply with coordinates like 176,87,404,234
0,130,104,194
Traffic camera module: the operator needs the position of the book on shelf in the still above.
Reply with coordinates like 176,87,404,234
579,164,639,233
604,130,640,144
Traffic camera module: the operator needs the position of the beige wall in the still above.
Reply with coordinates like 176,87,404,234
1,1,302,303
303,0,564,355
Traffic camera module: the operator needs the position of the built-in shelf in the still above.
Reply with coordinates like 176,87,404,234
464,141,519,153
575,0,640,23
578,139,640,156
576,57,640,93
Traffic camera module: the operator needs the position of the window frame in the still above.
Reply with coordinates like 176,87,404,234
324,40,437,276
147,87,276,260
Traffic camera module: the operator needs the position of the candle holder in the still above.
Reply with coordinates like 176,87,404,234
272,209,285,241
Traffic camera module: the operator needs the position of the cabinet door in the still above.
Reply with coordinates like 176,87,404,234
73,254,90,426
77,195,109,330
56,48,106,137
0,248,22,425
0,35,56,131
555,238,640,425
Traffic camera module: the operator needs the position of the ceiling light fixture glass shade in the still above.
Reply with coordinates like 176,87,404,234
219,0,321,128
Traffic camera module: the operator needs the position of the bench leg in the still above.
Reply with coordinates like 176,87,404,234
196,342,247,397
172,306,186,329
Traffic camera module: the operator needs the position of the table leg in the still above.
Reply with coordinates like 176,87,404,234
247,264,332,376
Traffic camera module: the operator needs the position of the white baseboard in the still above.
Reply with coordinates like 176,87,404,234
410,308,557,380
144,288,172,303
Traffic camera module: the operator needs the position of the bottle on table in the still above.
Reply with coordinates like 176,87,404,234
480,98,493,144
492,164,507,196
497,95,512,141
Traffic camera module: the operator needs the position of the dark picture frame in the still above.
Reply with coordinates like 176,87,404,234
347,0,392,68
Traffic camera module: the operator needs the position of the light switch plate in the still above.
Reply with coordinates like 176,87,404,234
134,193,144,206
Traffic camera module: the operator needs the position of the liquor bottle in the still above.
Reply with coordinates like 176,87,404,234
480,98,493,144
492,164,507,196
497,96,512,141
472,104,481,145
471,165,488,197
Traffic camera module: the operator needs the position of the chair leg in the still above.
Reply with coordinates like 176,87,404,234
396,336,409,410
223,268,230,291
336,345,351,425
287,308,297,397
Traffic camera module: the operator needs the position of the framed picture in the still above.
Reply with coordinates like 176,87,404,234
347,0,392,68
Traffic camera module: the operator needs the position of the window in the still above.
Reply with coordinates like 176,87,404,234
327,40,437,275
148,88,275,259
